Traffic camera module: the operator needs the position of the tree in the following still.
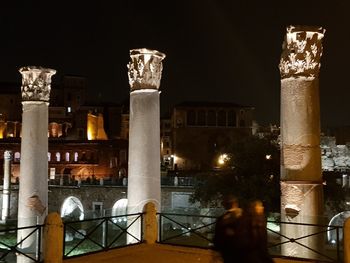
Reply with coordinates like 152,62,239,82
191,135,281,213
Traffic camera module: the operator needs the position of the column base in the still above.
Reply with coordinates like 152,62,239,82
280,181,324,259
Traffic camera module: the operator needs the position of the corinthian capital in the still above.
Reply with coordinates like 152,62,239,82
279,25,325,79
19,66,56,102
127,48,166,91
4,150,12,161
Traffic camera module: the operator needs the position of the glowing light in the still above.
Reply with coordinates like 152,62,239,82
266,154,272,160
218,153,230,166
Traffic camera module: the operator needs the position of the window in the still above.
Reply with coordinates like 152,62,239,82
187,110,196,126
56,152,61,162
217,110,226,127
74,152,79,162
207,110,216,126
120,150,127,163
197,110,206,126
227,111,237,127
67,106,71,113
49,168,56,179
93,202,103,217
14,152,20,162
48,152,51,162
77,128,84,139
65,152,70,162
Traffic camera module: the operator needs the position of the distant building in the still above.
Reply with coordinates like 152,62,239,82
0,76,128,183
164,101,255,170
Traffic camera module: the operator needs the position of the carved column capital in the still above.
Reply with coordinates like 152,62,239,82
19,66,56,103
127,48,166,91
279,25,325,79
4,150,12,161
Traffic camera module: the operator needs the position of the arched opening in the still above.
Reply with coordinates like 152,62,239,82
111,198,128,223
74,152,79,162
61,196,84,221
14,152,20,162
56,152,61,162
327,211,350,244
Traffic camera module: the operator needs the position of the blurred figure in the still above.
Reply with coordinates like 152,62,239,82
245,200,274,263
213,195,245,262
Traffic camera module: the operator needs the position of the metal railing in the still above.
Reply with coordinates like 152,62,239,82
0,224,43,263
157,213,343,262
157,212,217,248
267,220,343,262
63,212,143,258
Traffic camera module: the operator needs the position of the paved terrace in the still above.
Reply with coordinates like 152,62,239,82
63,243,319,263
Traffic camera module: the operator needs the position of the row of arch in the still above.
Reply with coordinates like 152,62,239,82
12,151,93,163
59,196,350,245
60,196,128,221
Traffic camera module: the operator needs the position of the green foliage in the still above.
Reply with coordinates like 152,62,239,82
192,136,281,213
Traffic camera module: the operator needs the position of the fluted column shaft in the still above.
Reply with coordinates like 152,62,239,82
279,26,325,259
2,150,12,222
126,49,165,243
17,66,55,262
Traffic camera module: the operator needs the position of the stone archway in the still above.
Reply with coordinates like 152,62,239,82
61,196,84,221
328,211,350,245
111,198,128,223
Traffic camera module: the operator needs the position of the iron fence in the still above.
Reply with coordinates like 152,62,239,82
157,212,217,248
157,213,343,262
267,220,343,262
0,224,43,263
63,212,143,258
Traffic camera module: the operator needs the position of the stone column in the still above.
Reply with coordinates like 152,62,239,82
279,26,325,259
1,150,12,222
17,66,56,262
127,48,165,242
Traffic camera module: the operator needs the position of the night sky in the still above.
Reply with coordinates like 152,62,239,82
0,1,349,128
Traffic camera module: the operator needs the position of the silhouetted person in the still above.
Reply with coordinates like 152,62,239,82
213,195,246,262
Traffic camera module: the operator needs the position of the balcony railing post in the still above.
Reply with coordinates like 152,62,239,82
143,202,158,244
159,214,162,242
344,218,350,263
43,212,63,263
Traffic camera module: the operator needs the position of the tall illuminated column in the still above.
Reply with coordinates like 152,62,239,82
279,26,325,258
127,48,165,215
17,66,56,261
2,150,12,222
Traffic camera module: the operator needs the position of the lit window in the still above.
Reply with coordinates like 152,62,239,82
56,152,61,162
74,152,78,162
65,152,70,162
50,168,56,179
48,152,51,162
14,152,20,162
67,106,71,113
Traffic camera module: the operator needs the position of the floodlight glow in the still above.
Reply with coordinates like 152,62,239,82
218,153,230,166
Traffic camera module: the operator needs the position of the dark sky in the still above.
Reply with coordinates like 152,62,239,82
0,1,349,128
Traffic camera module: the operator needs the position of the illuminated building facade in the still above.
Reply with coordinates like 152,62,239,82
166,101,254,170
0,75,128,184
